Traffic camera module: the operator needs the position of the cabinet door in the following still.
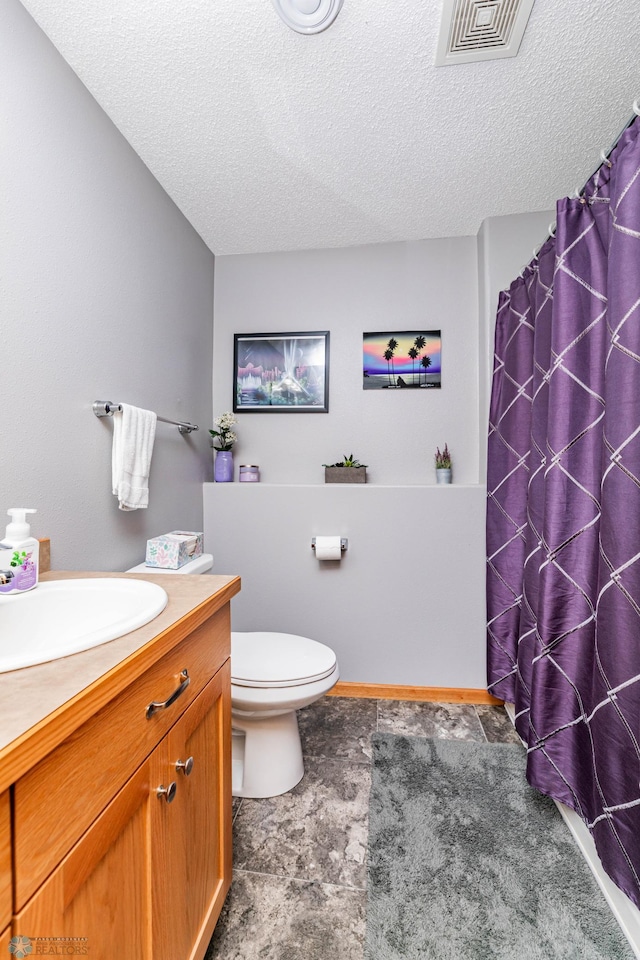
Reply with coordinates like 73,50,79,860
14,662,232,960
0,791,11,932
153,661,232,960
14,762,155,960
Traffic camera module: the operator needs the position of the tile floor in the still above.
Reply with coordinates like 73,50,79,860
205,697,521,960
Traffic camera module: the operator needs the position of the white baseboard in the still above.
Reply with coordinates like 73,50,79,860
503,702,640,959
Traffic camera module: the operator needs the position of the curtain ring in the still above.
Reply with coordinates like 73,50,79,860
600,149,613,168
633,99,640,117
548,221,556,238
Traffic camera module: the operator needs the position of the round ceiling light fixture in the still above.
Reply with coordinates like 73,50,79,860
271,0,344,34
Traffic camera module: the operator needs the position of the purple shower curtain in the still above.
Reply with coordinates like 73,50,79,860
487,116,640,908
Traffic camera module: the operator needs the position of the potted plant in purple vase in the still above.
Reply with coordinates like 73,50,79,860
210,412,238,482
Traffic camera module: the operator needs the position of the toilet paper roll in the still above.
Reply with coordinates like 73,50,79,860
314,536,343,560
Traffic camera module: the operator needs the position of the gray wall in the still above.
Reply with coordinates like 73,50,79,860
209,225,556,687
1,0,215,571
477,209,554,480
204,483,487,687
213,239,480,485
2,0,558,685
210,240,486,686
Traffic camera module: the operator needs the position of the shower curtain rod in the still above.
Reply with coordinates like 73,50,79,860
531,100,640,261
577,99,640,197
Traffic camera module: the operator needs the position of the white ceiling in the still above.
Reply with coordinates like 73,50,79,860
18,0,640,255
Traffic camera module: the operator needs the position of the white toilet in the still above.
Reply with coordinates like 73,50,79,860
231,631,339,799
126,553,215,576
126,554,339,799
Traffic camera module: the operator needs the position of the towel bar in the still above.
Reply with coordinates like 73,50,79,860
93,401,199,435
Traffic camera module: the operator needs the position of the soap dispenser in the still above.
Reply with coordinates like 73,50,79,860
0,508,39,594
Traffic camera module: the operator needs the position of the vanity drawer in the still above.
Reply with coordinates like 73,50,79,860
13,605,230,910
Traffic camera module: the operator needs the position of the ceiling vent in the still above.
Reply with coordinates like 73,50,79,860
435,0,535,66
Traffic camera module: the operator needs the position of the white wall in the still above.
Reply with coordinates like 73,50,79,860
1,0,215,571
213,239,480,485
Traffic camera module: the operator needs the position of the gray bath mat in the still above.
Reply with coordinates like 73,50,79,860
365,734,635,960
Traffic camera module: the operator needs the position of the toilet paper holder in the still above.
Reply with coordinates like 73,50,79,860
311,538,348,552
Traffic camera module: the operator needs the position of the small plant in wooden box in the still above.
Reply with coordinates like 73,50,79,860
323,454,368,484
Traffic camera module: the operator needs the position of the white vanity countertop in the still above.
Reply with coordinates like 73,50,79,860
0,570,240,792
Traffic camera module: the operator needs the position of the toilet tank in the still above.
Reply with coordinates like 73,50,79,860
126,554,213,575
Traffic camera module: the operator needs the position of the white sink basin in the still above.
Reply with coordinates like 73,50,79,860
0,578,168,672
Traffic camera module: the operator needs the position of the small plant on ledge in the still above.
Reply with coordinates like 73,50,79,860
435,444,452,484
434,444,451,469
323,454,368,484
323,454,367,468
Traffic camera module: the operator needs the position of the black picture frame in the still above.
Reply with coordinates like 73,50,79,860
233,332,330,413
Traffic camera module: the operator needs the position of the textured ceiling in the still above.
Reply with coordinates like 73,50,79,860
17,0,640,255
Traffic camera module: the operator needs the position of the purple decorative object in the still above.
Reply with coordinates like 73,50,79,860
14,561,36,591
214,450,234,482
487,117,640,908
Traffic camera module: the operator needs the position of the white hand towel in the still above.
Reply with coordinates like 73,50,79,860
112,404,157,511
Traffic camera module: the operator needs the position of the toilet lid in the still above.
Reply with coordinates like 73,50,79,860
231,632,337,688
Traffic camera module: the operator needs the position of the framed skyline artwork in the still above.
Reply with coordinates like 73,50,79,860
234,331,330,412
362,331,442,390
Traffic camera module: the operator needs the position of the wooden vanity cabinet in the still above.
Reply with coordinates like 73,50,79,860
15,664,231,960
9,592,234,960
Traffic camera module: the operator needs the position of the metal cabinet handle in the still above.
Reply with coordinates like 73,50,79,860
157,781,177,804
175,756,194,777
146,669,190,719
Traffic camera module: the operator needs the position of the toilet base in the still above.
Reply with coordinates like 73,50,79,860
231,710,304,798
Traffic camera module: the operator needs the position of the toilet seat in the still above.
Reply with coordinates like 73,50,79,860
231,631,337,688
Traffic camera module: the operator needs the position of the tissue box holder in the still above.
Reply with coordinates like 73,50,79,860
145,531,203,570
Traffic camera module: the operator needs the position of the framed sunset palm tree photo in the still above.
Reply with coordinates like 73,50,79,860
362,331,441,390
